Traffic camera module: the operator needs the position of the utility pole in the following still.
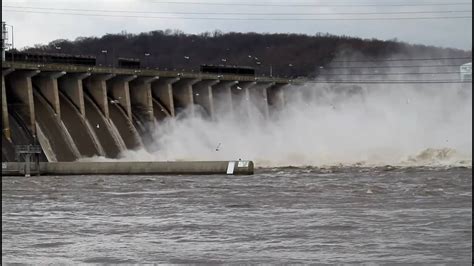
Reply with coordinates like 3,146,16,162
2,22,6,61
112,47,115,71
2,22,8,61
2,22,13,62
144,52,150,68
101,50,108,66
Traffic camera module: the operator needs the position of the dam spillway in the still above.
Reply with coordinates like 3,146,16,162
2,61,291,162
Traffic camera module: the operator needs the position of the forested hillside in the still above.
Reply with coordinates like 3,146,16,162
24,30,471,77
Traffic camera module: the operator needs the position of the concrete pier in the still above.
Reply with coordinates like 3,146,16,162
231,81,254,120
192,79,218,119
267,83,287,118
32,71,66,118
5,70,40,137
33,89,81,161
83,74,115,119
172,78,199,116
58,91,105,157
108,75,136,120
83,93,127,158
2,69,13,140
212,80,237,119
58,73,90,117
249,82,273,120
1,161,254,175
151,77,178,117
130,76,158,123
108,94,144,150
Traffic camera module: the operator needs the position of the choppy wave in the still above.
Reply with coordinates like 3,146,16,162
401,148,471,167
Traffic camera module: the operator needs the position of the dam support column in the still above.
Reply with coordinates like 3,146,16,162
2,69,14,140
151,77,178,118
6,70,40,138
57,72,105,158
192,79,218,119
32,71,66,118
248,81,273,120
231,81,255,120
267,83,288,119
58,73,90,117
83,74,115,119
129,76,158,148
107,75,136,120
107,75,143,150
130,76,158,123
83,73,127,158
172,78,199,116
212,80,237,120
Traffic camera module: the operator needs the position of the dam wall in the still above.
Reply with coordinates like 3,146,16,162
2,61,291,162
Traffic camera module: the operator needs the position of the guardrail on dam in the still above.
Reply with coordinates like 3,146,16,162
2,61,292,162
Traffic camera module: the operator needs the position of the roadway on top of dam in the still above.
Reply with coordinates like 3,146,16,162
2,61,293,84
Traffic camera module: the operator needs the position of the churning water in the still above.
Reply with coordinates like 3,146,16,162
2,167,472,264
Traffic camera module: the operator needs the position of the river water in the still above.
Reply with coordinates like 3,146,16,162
2,166,472,264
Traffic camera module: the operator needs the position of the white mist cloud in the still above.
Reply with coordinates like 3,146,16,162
113,80,471,167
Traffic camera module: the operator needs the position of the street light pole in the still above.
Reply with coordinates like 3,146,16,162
101,50,108,66
144,52,150,68
11,24,13,52
2,22,6,61
184,56,190,70
112,47,115,70
6,24,13,63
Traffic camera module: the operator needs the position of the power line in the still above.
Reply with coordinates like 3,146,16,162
147,1,472,7
3,9,471,21
322,64,466,69
302,80,472,84
2,5,472,16
2,0,466,2
318,71,465,76
331,57,472,63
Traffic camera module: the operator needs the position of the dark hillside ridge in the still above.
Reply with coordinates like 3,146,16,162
23,30,471,78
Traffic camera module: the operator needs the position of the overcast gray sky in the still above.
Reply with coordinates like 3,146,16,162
2,0,472,50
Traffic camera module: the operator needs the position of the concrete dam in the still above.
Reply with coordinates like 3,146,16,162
1,61,291,163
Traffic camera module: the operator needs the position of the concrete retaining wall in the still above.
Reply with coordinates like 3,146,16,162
2,161,254,175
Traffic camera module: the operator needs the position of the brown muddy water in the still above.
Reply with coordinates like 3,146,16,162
2,166,472,264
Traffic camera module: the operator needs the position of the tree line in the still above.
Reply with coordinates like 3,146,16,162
23,30,471,78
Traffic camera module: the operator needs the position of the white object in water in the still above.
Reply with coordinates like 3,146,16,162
226,161,235,175
238,161,249,167
96,124,100,129
460,62,472,81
